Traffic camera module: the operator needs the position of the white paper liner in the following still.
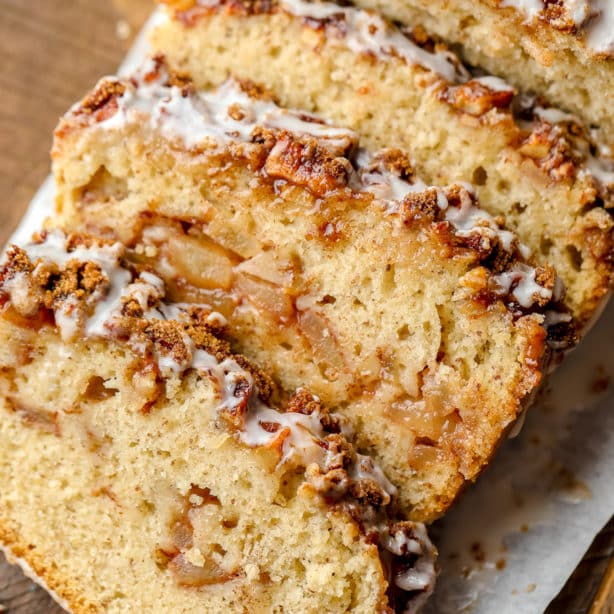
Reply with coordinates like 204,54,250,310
4,7,614,613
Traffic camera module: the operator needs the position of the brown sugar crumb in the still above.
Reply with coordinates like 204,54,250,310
349,478,389,508
1,245,34,278
542,4,576,31
133,307,275,405
264,133,350,197
185,306,227,337
80,80,126,116
169,0,274,24
285,387,323,416
0,240,111,321
518,123,578,181
400,188,440,223
232,354,274,403
63,233,117,251
284,388,344,433
584,224,614,263
371,149,414,181
250,125,278,150
533,264,557,306
235,77,276,102
36,260,107,310
166,69,194,91
405,24,435,50
440,80,514,117
227,103,246,122
224,0,275,18
484,243,516,274
324,433,356,469
144,320,193,365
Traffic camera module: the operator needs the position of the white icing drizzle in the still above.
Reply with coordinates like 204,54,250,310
501,0,546,18
80,63,561,313
15,231,134,340
176,0,613,190
381,522,437,610
3,272,36,314
241,389,333,465
88,55,613,201
353,149,430,203
493,264,553,308
279,0,466,82
528,103,614,190
585,155,614,187
472,75,516,93
534,106,581,125
586,0,614,53
437,185,522,253
90,66,538,263
2,232,392,500
96,60,356,151
500,0,614,54
356,150,537,263
349,454,398,498
21,230,122,271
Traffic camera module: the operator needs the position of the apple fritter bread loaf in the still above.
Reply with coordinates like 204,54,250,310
0,230,437,613
50,59,573,520
340,0,614,148
151,0,614,329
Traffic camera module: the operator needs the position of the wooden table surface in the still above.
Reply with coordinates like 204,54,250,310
0,1,612,612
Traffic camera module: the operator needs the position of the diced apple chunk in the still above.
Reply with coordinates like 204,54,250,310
166,234,235,291
298,309,347,373
234,273,294,321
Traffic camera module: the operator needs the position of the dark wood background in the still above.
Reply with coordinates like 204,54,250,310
0,1,612,612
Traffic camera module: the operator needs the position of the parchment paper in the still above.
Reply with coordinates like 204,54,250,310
10,11,614,613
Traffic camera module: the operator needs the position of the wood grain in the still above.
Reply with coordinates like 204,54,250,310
0,2,147,612
0,1,612,613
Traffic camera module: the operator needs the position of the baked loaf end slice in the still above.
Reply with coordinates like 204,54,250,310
151,0,614,330
0,230,437,614
346,0,614,148
50,60,573,520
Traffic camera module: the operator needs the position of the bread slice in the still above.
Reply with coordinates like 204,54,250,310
341,0,614,149
150,0,614,330
50,58,572,520
0,229,437,613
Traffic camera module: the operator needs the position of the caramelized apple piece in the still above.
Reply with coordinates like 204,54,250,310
166,234,236,291
234,273,294,321
234,252,295,287
168,552,232,587
298,309,347,373
164,280,238,319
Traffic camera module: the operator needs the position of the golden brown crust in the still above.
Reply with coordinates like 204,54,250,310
0,522,98,614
